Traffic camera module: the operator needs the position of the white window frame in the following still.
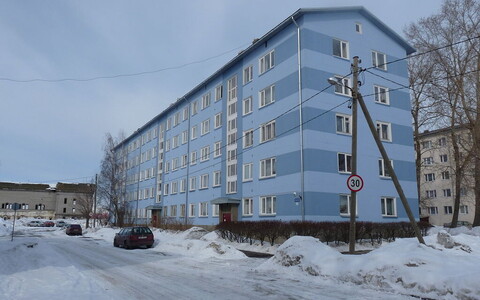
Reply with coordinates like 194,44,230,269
201,119,210,135
332,38,349,59
259,50,275,74
243,163,253,182
440,154,448,163
260,195,276,215
215,85,223,101
379,158,393,178
260,120,275,143
212,204,219,217
214,112,222,128
336,113,351,135
460,205,469,214
425,173,435,182
214,141,222,158
339,194,357,216
191,101,198,116
213,171,221,187
428,206,438,215
189,177,197,191
381,197,397,217
333,76,351,96
338,153,352,173
171,181,178,194
180,178,186,193
189,203,195,217
260,157,276,179
444,206,453,215
372,50,387,71
199,202,208,217
200,174,209,189
200,145,210,162
355,22,362,34
243,96,253,115
163,183,170,196
374,85,390,105
191,125,198,140
424,157,434,165
243,198,253,216
182,130,188,144
183,106,189,121
227,180,237,194
201,93,211,110
243,65,253,85
259,84,275,108
376,121,392,142
243,129,253,148
190,151,197,165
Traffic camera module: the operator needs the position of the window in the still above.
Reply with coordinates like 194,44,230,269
442,171,450,180
460,205,469,214
171,181,178,194
201,119,210,135
438,137,447,146
201,93,211,110
243,97,253,115
336,114,351,134
228,102,237,116
228,132,237,145
228,118,237,131
227,76,237,101
189,204,195,217
181,154,188,168
200,174,209,189
182,130,188,144
260,157,276,178
227,164,237,177
214,112,222,128
338,153,352,173
227,149,237,162
199,202,208,217
172,157,179,171
174,112,180,126
243,65,253,84
443,189,452,197
428,207,438,215
260,196,276,215
355,22,362,34
215,85,223,101
64,198,67,204
190,151,197,165
172,135,179,148
191,101,198,115
444,206,453,215
165,161,170,173
243,163,253,182
191,125,198,140
180,179,186,193
426,190,437,198
376,121,392,142
372,50,387,70
189,177,197,191
424,157,434,165
332,38,349,59
440,154,448,162
421,140,432,149
460,187,467,196
214,141,222,157
374,85,389,104
164,183,170,196
213,171,221,187
244,129,253,148
166,118,172,130
339,194,356,216
259,85,275,108
227,180,237,194
201,145,210,162
259,50,275,74
212,204,219,216
243,198,253,216
333,76,351,96
170,205,177,217
379,159,393,178
381,197,396,217
180,204,186,217
183,106,189,121
260,120,275,143
425,173,435,182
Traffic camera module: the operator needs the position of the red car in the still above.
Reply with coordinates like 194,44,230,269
65,224,82,236
43,221,55,227
113,226,154,249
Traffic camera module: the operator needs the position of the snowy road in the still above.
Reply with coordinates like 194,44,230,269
0,228,411,300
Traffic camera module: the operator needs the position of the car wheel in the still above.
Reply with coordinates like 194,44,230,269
146,245,152,249
124,241,130,249
113,240,119,247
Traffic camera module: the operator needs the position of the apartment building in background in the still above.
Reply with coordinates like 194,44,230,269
0,182,95,220
114,7,418,226
417,127,475,226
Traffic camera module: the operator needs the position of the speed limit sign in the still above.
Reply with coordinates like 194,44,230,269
347,175,364,192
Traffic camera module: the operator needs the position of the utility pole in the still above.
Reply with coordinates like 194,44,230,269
349,56,360,253
94,174,98,228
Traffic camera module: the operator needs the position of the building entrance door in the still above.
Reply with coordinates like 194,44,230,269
222,213,231,223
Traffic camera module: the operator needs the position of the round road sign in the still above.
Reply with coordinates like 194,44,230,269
347,175,364,192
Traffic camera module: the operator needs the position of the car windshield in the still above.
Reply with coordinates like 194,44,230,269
132,227,152,235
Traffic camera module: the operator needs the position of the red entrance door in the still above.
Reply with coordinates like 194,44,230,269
222,213,231,223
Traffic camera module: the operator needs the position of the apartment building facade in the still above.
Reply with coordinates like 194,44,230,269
114,7,418,226
417,127,475,226
0,182,95,219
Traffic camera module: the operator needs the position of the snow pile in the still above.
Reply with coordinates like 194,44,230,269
0,218,12,236
154,227,247,260
259,230,480,299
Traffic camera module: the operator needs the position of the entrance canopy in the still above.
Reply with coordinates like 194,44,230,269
210,197,241,205
145,205,163,211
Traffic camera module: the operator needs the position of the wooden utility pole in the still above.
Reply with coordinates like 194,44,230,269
349,57,360,253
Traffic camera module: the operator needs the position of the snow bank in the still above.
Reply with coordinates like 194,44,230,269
259,231,480,300
0,219,12,236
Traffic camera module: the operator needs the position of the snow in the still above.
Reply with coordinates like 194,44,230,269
1,219,480,299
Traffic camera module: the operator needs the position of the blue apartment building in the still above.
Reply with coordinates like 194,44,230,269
114,7,418,226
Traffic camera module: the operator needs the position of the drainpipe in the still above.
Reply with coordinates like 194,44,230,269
184,98,191,225
135,136,142,225
292,16,305,221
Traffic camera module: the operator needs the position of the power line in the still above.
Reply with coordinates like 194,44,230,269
0,43,250,83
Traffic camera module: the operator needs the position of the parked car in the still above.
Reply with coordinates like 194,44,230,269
27,220,43,227
56,220,68,227
43,221,55,227
65,224,82,236
114,226,154,249
443,221,472,228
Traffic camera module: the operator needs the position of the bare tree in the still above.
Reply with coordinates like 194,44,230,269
77,182,96,228
98,132,127,227
405,0,480,227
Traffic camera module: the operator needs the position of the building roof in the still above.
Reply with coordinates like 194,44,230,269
55,182,95,193
0,182,95,193
417,125,470,138
115,6,415,150
0,182,50,192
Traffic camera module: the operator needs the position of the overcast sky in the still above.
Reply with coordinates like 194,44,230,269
0,0,443,184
